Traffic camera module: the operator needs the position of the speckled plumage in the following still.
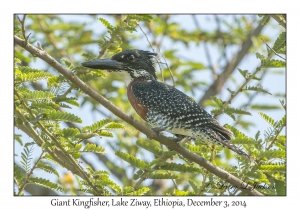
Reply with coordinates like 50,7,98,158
82,50,251,160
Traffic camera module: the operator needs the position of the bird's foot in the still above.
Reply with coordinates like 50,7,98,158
151,126,167,137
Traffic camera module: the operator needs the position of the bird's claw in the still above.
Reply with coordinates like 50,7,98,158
151,126,167,137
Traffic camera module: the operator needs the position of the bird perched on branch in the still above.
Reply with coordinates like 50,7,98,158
82,49,251,160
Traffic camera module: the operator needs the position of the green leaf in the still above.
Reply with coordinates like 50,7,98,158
224,125,248,139
279,100,286,110
272,32,286,53
74,133,97,140
125,187,151,196
238,68,251,79
97,130,114,138
98,17,114,31
226,88,235,95
36,162,60,177
173,189,195,196
184,144,204,154
276,115,286,128
82,143,105,154
259,164,286,172
104,122,125,130
29,177,64,192
22,90,55,101
263,59,286,68
61,128,80,138
55,97,79,107
275,179,286,195
82,53,96,61
258,112,276,127
256,52,265,60
211,96,224,107
259,14,271,25
82,119,113,132
41,141,55,149
257,150,286,159
61,59,74,70
115,151,148,170
148,172,178,179
71,152,81,159
95,176,121,193
30,101,59,110
93,170,110,178
14,163,24,186
224,106,252,116
136,139,162,156
231,138,256,145
14,134,23,146
133,170,144,180
44,154,63,167
18,71,54,83
189,180,200,194
47,75,65,88
45,110,82,123
20,145,34,174
78,71,107,82
159,162,201,173
244,85,271,95
251,104,281,110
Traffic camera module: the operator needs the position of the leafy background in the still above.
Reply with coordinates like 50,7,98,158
14,14,286,195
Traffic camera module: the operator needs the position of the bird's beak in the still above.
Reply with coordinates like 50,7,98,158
81,59,123,70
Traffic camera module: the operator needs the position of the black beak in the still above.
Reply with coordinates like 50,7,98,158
81,59,123,70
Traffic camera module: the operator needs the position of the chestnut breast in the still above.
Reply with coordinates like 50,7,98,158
127,79,148,121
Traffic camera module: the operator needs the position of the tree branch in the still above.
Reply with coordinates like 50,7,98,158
270,15,286,29
198,22,264,107
14,35,263,195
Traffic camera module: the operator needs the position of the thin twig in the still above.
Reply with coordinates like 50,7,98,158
137,23,165,83
265,123,286,151
171,179,178,190
157,47,175,87
14,35,263,195
138,22,175,87
17,14,30,44
261,38,286,60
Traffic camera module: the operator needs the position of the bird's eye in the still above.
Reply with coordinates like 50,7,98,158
127,55,135,61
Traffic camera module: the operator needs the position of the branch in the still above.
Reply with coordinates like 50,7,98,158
14,35,263,196
270,15,286,29
198,22,264,107
16,14,31,44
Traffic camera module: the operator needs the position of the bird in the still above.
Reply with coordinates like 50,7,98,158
81,49,251,160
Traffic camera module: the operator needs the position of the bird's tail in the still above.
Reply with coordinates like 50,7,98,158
220,140,254,162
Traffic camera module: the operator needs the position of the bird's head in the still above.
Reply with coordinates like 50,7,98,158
81,50,157,84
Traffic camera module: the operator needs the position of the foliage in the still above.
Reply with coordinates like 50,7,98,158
14,14,285,196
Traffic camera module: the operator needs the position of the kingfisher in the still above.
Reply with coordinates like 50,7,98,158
82,50,251,160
